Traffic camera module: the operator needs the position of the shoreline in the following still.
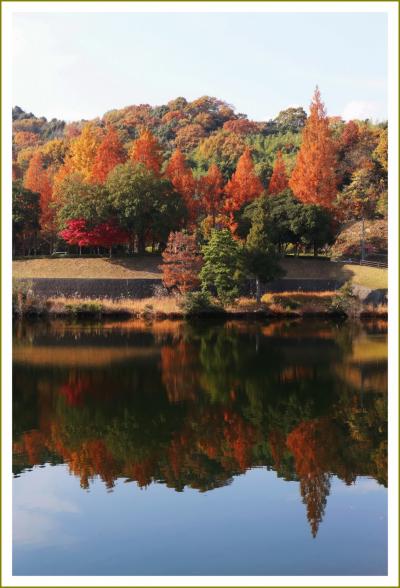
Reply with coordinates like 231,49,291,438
12,293,388,321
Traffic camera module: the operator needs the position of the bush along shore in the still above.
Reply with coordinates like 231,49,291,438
12,280,387,320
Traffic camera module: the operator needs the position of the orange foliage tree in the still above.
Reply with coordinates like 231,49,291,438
165,149,197,225
268,150,288,195
222,118,259,136
130,129,163,175
91,127,126,184
289,87,337,208
198,163,225,226
161,231,203,294
23,152,55,245
224,147,263,231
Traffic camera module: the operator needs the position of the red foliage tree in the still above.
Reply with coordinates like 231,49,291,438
268,150,289,195
59,219,129,256
198,163,225,226
59,219,93,250
340,120,360,148
289,87,337,208
161,231,203,293
130,129,163,175
222,119,259,136
165,149,197,226
91,127,126,183
90,220,130,254
224,148,263,232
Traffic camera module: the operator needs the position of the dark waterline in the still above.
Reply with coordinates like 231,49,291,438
12,318,388,576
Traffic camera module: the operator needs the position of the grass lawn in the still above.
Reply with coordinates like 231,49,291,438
12,255,162,279
13,255,388,289
280,257,388,289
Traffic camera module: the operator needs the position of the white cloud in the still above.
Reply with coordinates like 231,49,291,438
342,100,386,122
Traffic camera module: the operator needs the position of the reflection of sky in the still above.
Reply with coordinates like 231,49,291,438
13,465,387,576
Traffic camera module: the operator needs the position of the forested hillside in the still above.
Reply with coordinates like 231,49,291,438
12,89,388,258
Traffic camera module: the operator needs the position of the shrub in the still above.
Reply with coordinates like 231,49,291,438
179,291,222,316
64,302,103,316
271,295,301,310
330,281,357,314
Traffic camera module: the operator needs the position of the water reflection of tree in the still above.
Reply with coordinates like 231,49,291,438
13,319,387,536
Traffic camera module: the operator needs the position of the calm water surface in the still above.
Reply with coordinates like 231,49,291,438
12,318,388,576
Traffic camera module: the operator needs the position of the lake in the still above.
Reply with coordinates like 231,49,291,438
12,318,388,576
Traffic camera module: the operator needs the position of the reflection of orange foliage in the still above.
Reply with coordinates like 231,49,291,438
126,459,155,489
280,365,314,383
161,341,199,402
13,430,47,464
64,439,118,490
287,419,336,537
223,410,259,471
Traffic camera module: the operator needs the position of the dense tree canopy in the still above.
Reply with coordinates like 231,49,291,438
12,90,387,256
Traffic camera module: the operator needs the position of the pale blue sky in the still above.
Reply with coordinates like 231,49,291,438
12,11,388,123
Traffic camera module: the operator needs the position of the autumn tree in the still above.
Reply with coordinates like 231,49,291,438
336,166,384,221
68,123,103,181
59,218,129,256
175,124,206,152
23,151,55,248
224,148,264,232
161,231,203,294
59,219,94,254
130,129,163,175
373,128,388,173
268,150,289,195
91,127,126,183
165,150,197,225
289,87,337,208
40,138,68,169
194,129,246,179
222,119,259,136
198,163,225,227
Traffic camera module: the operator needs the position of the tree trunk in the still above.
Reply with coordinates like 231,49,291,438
109,247,112,258
313,241,317,257
79,245,82,256
138,235,146,254
255,278,261,304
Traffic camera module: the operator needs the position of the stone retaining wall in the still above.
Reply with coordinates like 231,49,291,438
20,277,348,300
